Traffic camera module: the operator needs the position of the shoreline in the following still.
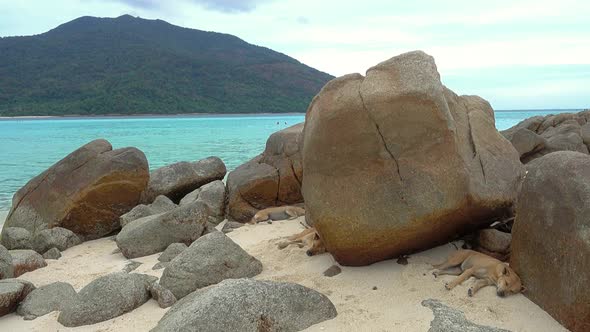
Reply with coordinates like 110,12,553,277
0,108,585,120
0,112,307,120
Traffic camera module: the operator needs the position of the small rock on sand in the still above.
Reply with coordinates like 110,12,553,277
323,265,342,277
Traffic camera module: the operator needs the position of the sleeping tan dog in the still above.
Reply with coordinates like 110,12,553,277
249,206,305,224
432,249,525,297
277,226,326,256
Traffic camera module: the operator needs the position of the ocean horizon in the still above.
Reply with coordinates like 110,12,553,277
0,109,583,219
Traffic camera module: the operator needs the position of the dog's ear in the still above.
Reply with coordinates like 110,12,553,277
520,285,527,293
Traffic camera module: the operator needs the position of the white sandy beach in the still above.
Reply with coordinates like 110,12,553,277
0,218,567,332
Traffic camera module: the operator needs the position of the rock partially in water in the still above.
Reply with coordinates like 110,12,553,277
501,110,590,163
1,139,149,240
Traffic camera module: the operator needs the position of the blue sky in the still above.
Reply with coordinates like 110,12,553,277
0,0,588,109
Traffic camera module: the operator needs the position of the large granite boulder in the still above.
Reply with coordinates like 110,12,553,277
141,157,226,204
1,139,149,240
179,180,226,224
302,51,524,266
501,110,590,163
120,195,177,228
116,201,209,259
31,227,81,254
511,151,590,332
0,227,32,250
10,250,47,277
159,232,263,299
226,123,304,222
0,279,35,316
152,278,337,332
17,281,76,320
0,245,13,279
58,272,156,327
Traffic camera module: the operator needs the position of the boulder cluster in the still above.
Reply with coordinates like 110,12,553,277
0,50,588,331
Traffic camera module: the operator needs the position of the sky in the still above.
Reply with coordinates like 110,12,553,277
0,0,588,110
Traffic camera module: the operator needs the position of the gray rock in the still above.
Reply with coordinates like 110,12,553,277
58,272,156,327
152,262,168,270
179,180,226,224
32,227,81,254
10,249,47,277
159,232,263,299
501,109,590,163
422,299,510,332
120,195,177,228
1,227,32,250
149,282,176,309
16,281,76,320
323,265,342,277
42,248,61,260
123,260,142,273
141,157,227,204
158,243,188,262
152,278,337,332
116,201,209,259
0,279,35,316
221,221,244,233
476,229,511,254
0,245,13,279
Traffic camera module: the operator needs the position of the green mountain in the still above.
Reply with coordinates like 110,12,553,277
0,15,333,116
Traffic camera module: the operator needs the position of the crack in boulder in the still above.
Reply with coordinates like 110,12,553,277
357,86,403,182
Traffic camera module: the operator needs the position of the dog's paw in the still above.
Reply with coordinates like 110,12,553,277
468,288,473,297
444,283,451,290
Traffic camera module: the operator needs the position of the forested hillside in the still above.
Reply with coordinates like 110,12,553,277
0,15,333,116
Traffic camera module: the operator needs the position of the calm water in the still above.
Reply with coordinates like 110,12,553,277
0,110,581,213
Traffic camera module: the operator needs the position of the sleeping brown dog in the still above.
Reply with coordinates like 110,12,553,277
432,249,525,297
277,227,326,256
249,206,305,224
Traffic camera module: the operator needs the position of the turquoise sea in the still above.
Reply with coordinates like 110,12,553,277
0,110,582,214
